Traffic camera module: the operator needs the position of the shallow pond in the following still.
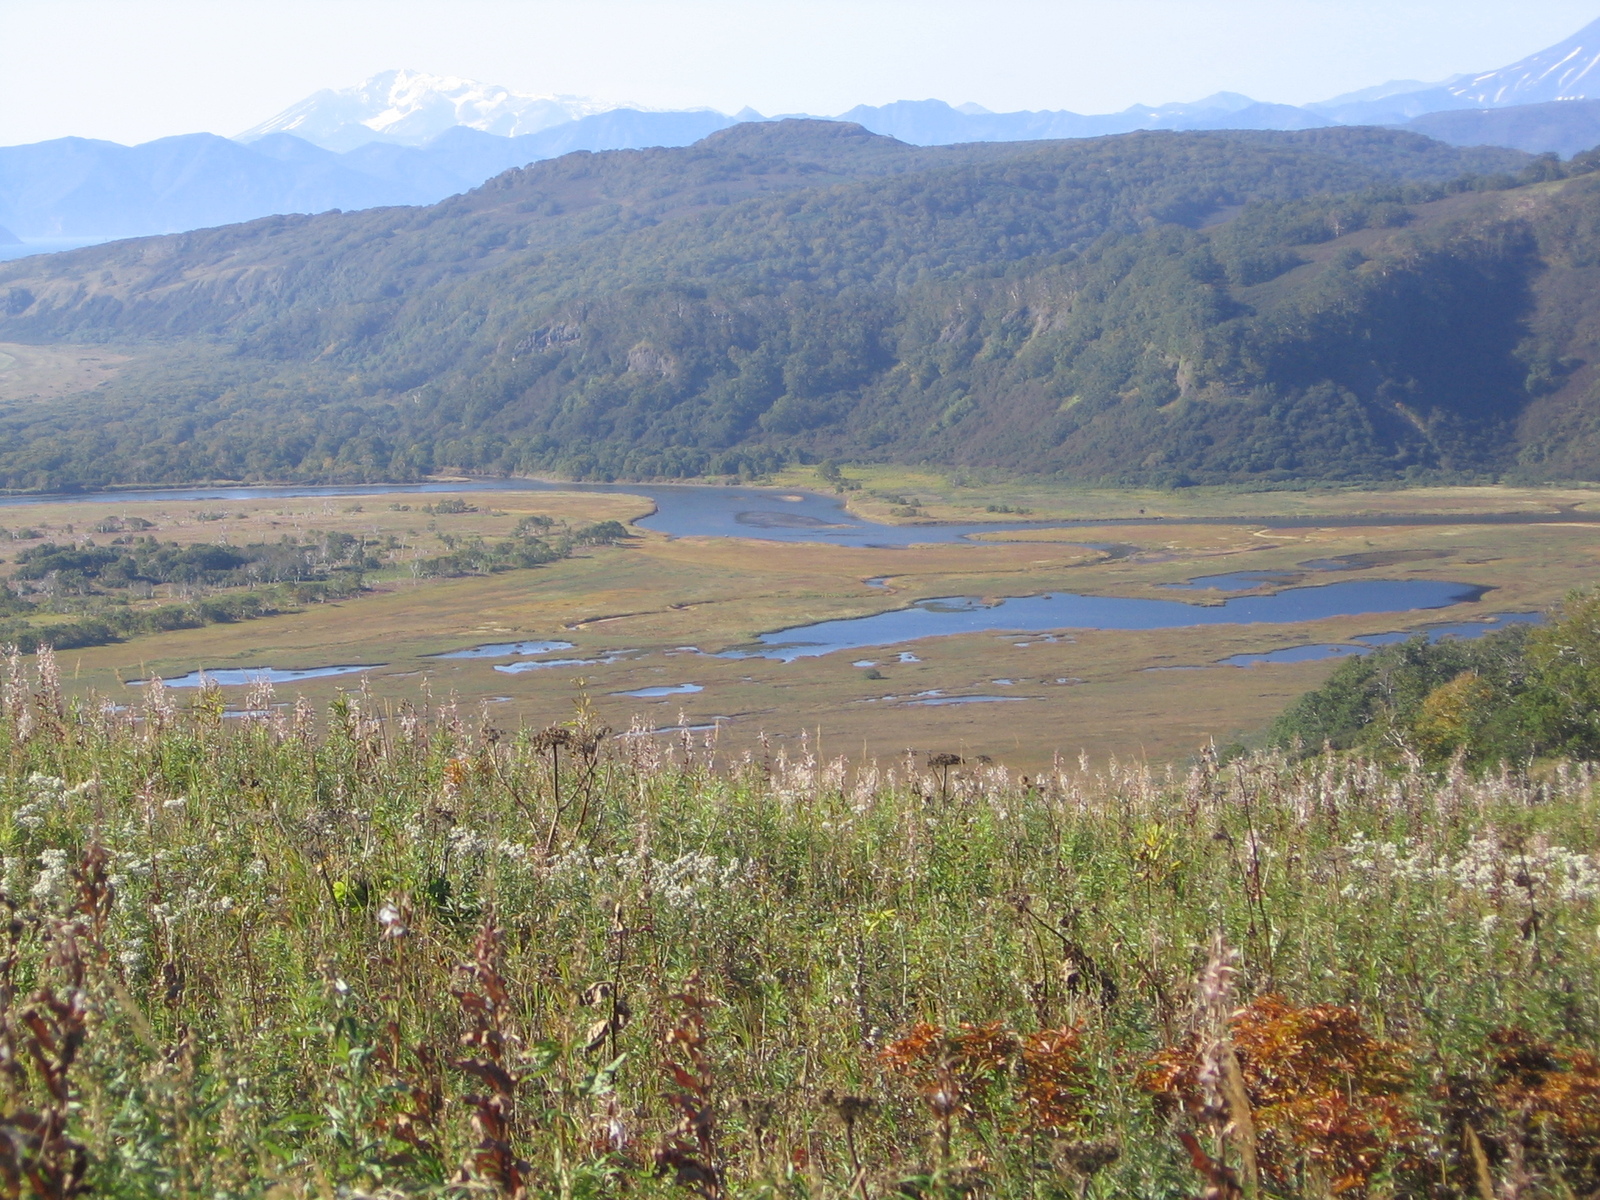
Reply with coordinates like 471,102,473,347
493,651,638,674
615,683,703,698
432,640,574,659
140,664,382,687
1218,611,1544,667
726,579,1487,661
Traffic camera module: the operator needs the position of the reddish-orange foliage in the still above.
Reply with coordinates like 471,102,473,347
1144,995,1419,1195
879,1021,1019,1122
1487,1028,1600,1180
1018,1027,1091,1135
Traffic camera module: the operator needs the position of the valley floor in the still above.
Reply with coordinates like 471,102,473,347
11,478,1597,770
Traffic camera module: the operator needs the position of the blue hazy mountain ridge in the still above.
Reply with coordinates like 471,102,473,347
0,224,18,245
1401,100,1600,159
834,94,1327,146
0,110,742,239
10,15,1600,243
0,96,1433,240
0,133,405,238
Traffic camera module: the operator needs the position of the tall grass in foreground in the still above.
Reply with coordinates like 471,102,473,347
0,652,1598,1197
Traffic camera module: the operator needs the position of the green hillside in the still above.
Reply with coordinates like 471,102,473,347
0,119,1578,489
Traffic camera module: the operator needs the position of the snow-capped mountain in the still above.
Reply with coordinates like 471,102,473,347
18,14,1600,248
1447,16,1600,106
237,70,628,152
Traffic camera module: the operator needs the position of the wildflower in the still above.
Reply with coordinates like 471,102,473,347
118,936,146,973
29,848,72,908
378,903,409,938
13,772,72,831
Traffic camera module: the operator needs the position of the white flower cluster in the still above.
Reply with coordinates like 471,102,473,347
1341,830,1600,903
439,825,537,865
29,848,73,908
651,851,755,910
545,848,755,910
12,773,91,832
118,934,146,974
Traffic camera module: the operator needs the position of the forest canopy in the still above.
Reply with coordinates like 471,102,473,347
4,121,1599,489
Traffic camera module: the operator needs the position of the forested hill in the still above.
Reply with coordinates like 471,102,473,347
4,118,1596,489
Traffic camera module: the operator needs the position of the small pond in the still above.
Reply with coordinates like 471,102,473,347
139,664,382,688
432,640,574,659
615,683,703,698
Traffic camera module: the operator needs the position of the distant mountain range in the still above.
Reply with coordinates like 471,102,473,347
6,18,1600,243
0,112,742,239
234,69,632,152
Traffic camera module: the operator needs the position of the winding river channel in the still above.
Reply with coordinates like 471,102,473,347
1,477,1596,544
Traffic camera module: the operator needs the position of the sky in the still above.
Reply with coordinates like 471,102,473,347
3,0,1599,147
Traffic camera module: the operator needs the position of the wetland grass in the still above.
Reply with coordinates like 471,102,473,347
0,652,1596,1194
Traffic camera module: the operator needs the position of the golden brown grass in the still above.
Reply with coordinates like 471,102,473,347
6,487,1597,771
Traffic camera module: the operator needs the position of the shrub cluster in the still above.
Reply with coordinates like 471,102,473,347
1272,590,1600,766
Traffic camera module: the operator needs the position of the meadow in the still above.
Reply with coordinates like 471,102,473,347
0,651,1597,1196
4,478,1595,769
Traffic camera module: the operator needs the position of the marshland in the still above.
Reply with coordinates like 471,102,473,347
0,475,1596,769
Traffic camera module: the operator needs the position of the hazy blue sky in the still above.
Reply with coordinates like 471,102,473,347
4,0,1598,146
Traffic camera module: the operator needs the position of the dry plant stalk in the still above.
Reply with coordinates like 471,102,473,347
373,1021,445,1171
656,971,724,1198
821,1091,875,1200
452,919,530,1197
0,908,90,1198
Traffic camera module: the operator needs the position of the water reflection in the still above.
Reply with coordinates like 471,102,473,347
726,579,1486,662
433,640,574,659
138,664,381,687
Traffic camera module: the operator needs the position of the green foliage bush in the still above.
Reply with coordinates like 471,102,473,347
1271,590,1600,765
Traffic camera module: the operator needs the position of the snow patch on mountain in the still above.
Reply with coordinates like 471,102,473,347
237,70,632,152
1448,18,1600,106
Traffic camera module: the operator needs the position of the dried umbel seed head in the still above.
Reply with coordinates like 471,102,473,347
532,726,575,752
821,1090,877,1127
1054,1137,1121,1179
928,753,964,770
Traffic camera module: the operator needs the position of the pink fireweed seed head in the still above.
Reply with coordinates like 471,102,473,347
1194,931,1241,1115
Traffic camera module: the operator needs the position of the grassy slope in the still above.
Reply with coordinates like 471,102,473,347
0,672,1597,1196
